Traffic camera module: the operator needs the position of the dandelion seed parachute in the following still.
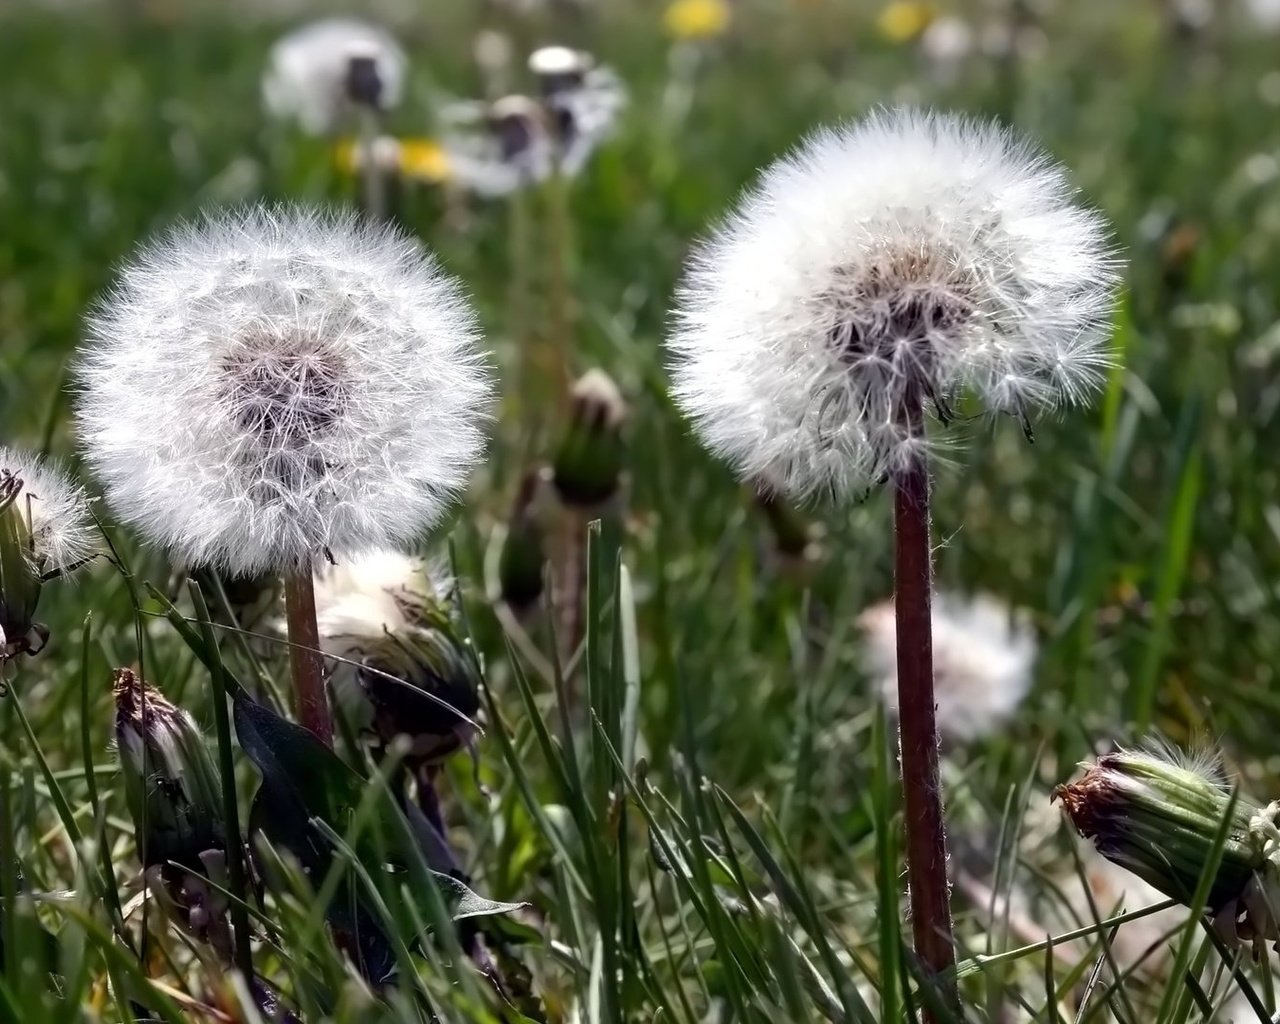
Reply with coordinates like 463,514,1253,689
0,447,96,576
75,206,492,578
666,107,1119,501
263,18,408,135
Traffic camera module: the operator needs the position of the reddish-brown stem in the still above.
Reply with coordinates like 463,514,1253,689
284,571,333,748
892,386,957,1009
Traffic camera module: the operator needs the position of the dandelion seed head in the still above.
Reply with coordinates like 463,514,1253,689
313,549,450,661
0,447,97,576
667,108,1121,500
76,205,492,577
860,592,1036,741
263,18,407,135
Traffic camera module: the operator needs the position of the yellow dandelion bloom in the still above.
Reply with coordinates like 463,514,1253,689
877,1,935,43
334,139,360,176
664,0,731,42
332,138,451,185
398,138,451,184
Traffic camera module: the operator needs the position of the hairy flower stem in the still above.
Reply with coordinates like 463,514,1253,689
892,386,957,1009
284,572,332,747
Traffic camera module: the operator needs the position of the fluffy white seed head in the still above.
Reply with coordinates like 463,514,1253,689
439,56,626,197
667,108,1120,500
859,592,1036,741
76,205,492,577
262,18,408,136
313,549,449,661
0,447,97,576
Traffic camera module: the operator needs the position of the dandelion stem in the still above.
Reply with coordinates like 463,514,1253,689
284,571,332,747
358,108,386,222
892,385,957,1008
543,166,574,395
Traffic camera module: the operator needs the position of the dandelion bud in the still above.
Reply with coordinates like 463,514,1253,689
1055,747,1280,948
75,206,492,578
528,46,591,98
263,19,407,135
498,469,548,610
0,448,95,662
552,370,627,509
314,552,480,765
114,668,224,871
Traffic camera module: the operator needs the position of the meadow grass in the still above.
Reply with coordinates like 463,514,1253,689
3,0,1280,1020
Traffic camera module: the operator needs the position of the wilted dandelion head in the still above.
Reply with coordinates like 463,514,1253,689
0,447,96,577
667,108,1120,501
263,18,407,136
859,592,1036,741
75,205,492,577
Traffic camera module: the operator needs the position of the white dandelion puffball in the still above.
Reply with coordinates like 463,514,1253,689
859,592,1036,742
667,108,1119,500
0,447,97,576
313,549,447,660
263,18,408,136
76,206,492,578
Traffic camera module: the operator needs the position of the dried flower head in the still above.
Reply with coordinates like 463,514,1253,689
76,206,492,577
1055,745,1280,952
114,668,224,871
314,550,480,765
859,592,1035,741
667,108,1119,500
0,448,96,660
263,18,408,136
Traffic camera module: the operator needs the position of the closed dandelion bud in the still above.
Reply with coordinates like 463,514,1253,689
314,552,480,765
1055,747,1280,948
114,668,224,871
528,46,591,99
0,448,95,663
498,469,548,610
552,370,627,509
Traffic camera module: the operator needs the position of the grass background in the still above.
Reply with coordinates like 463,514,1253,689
3,0,1280,1020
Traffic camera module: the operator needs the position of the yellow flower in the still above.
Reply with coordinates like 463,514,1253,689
664,0,731,41
333,137,451,184
877,0,935,43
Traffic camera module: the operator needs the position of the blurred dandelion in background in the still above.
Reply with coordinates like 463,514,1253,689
859,592,1036,743
262,18,407,137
